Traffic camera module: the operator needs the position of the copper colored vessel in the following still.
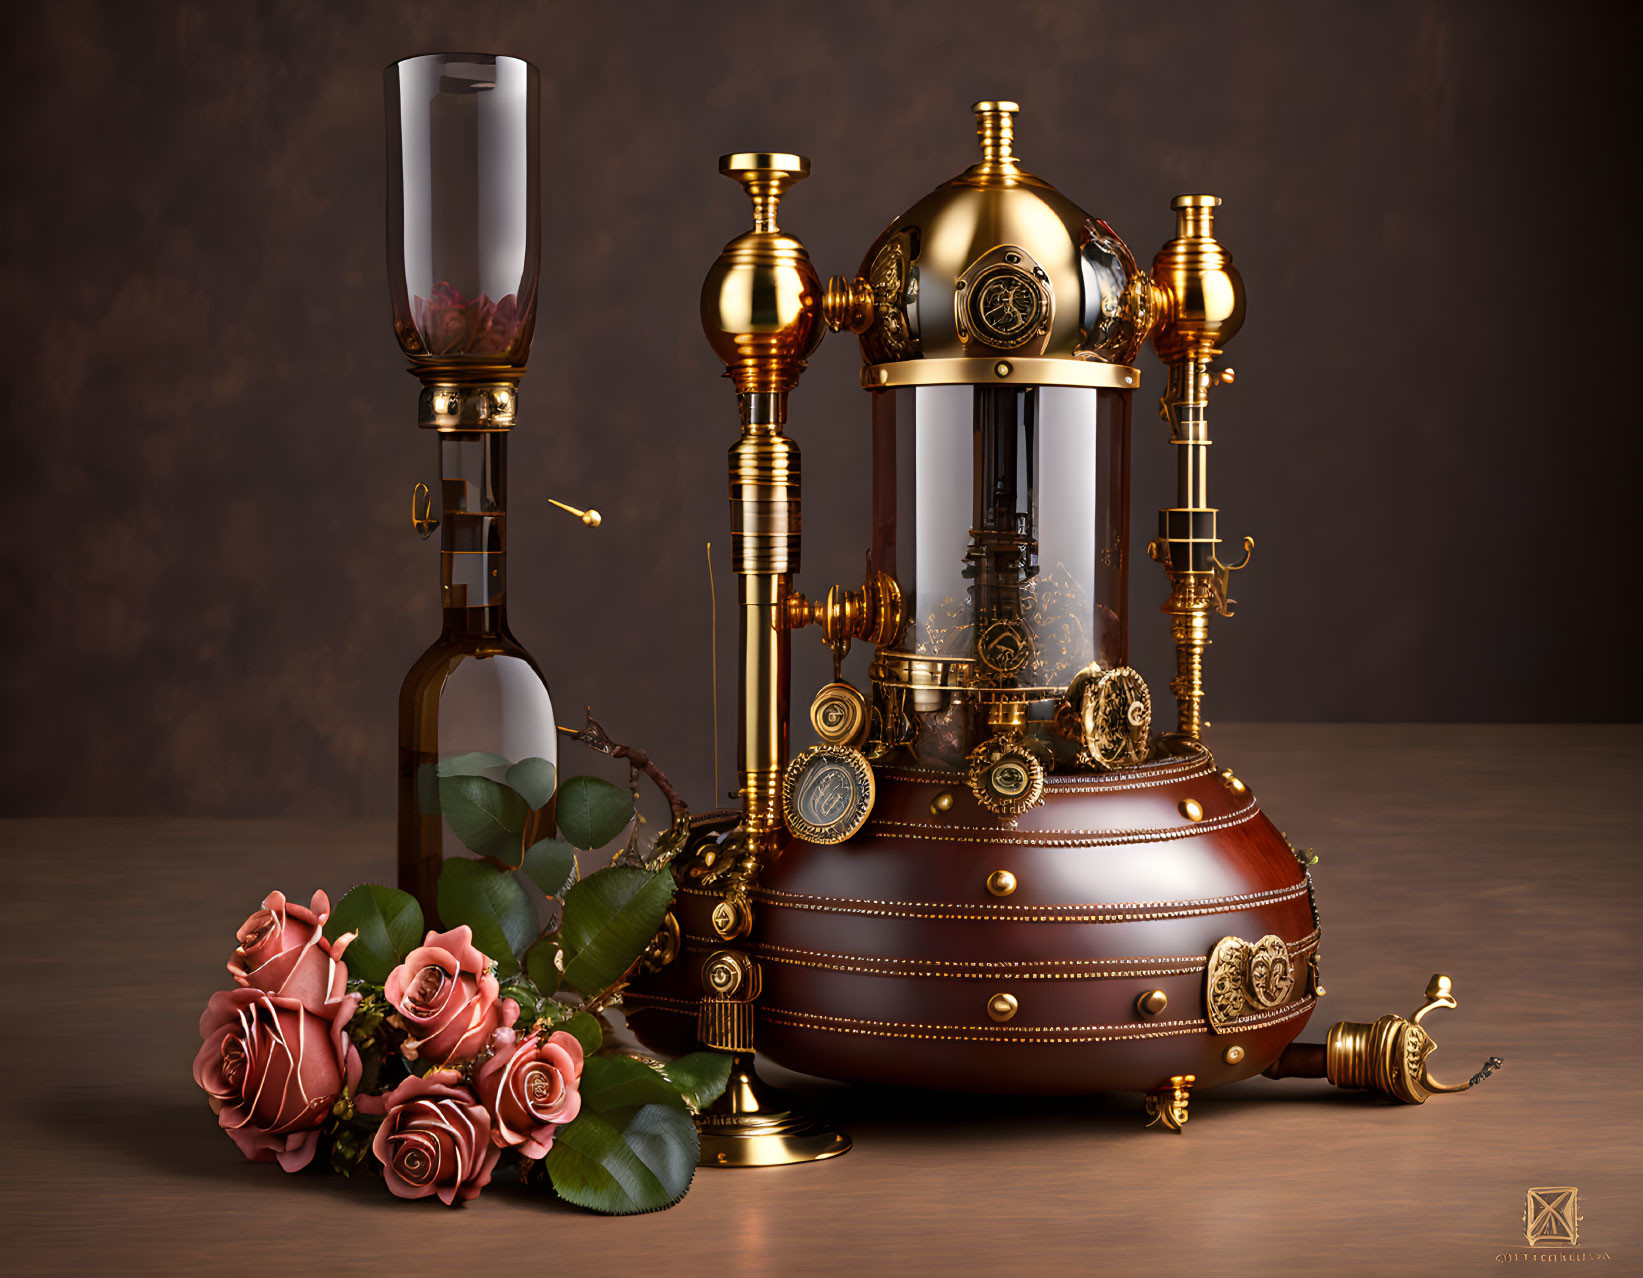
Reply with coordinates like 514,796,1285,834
627,102,1497,1162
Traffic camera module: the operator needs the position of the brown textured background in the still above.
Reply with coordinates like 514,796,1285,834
2,0,1637,819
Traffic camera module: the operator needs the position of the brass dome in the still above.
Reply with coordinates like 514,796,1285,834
835,102,1158,380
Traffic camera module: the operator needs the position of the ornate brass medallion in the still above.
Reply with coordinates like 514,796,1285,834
965,737,1046,818
969,266,1044,348
868,236,911,357
977,617,1032,675
809,681,869,748
1205,933,1296,1032
1078,665,1152,769
782,744,876,845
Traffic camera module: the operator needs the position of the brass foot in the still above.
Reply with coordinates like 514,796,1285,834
1144,1073,1195,1132
696,1053,852,1167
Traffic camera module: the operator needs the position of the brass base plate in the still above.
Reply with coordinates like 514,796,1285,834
697,1110,852,1167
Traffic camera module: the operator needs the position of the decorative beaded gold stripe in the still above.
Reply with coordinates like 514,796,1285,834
696,877,1312,924
622,991,697,1016
877,749,1214,794
863,791,1258,846
682,928,1321,981
758,995,1316,1045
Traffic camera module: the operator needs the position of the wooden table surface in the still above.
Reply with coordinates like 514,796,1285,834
5,725,1639,1276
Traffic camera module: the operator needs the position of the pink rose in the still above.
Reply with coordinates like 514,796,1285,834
227,889,351,1017
474,1027,584,1158
383,926,518,1067
363,1072,500,1206
193,988,361,1172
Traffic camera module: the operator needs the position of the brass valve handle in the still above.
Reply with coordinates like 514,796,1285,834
784,563,904,652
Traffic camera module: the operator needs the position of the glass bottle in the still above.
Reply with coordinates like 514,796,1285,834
386,53,550,917
397,430,555,912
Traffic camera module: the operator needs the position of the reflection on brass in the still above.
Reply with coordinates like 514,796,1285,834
1144,1075,1195,1132
547,497,602,527
809,681,869,748
1220,768,1247,794
694,1054,852,1168
1206,934,1296,1033
411,482,439,539
985,869,1017,897
1323,975,1503,1105
930,789,955,815
965,735,1046,818
1180,798,1204,822
1078,666,1152,770
987,992,1019,1023
418,382,518,431
782,744,876,845
1223,1044,1245,1065
1136,989,1169,1019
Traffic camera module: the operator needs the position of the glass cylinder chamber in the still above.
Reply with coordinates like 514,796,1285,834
869,383,1131,770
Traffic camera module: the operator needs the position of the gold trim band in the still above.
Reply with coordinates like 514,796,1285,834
861,357,1141,391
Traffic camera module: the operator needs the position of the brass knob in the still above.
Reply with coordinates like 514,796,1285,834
1180,798,1204,822
1223,1044,1245,1065
987,992,1018,1023
930,789,955,816
709,894,752,941
985,869,1016,897
1136,989,1168,1019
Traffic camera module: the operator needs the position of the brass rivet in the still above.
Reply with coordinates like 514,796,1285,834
931,789,955,815
1180,798,1204,822
1136,989,1168,1018
1223,1044,1245,1065
994,361,1012,378
987,992,1018,1022
986,869,1017,897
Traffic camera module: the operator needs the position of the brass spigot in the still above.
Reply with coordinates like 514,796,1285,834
1268,974,1504,1104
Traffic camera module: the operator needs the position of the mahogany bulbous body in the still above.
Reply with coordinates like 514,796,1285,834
628,746,1319,1096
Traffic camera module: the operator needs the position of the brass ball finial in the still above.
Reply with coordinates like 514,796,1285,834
701,152,824,395
1150,192,1245,362
971,100,1020,165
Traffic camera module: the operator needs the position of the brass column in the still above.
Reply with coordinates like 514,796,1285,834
1149,195,1251,740
694,153,849,1165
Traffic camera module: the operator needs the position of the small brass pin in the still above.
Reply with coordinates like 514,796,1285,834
549,498,602,527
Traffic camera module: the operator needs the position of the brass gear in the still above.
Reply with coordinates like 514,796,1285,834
965,736,1047,818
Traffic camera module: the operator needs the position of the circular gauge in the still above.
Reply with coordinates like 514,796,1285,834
968,266,1045,348
965,739,1046,818
809,681,869,748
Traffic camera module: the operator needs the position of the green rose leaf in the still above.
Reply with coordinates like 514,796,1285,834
498,979,539,1026
577,1053,689,1113
557,1010,603,1058
323,884,423,984
436,858,536,976
505,756,558,809
560,866,675,995
525,934,563,997
436,751,512,778
542,1103,698,1215
522,837,579,898
437,774,529,863
658,1051,734,1112
555,775,635,851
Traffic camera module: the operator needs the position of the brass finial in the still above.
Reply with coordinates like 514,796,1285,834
971,100,1020,165
719,152,809,233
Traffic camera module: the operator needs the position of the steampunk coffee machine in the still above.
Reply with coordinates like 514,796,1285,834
624,101,1498,1162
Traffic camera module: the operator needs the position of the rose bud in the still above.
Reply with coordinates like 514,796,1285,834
227,889,352,1017
193,987,361,1172
474,1027,584,1158
363,1071,500,1206
383,926,519,1067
